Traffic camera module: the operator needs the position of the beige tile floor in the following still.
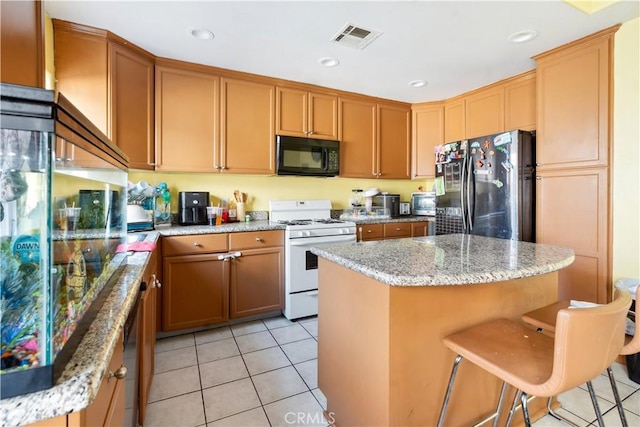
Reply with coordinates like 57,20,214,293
145,315,640,427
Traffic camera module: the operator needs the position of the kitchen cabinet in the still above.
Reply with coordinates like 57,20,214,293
534,28,615,169
155,64,220,172
411,103,444,179
444,97,465,142
276,87,338,140
162,234,229,331
503,71,536,131
358,224,384,241
411,221,430,237
139,249,159,425
383,222,411,239
228,230,284,318
53,20,155,169
377,102,411,179
338,96,377,178
536,168,608,303
464,86,504,139
220,77,275,174
533,26,617,304
1,0,44,88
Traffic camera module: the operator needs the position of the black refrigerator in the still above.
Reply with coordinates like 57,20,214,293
434,130,535,242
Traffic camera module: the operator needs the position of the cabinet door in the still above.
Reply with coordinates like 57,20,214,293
230,247,284,319
308,92,338,139
338,97,377,178
162,254,229,331
358,224,384,241
378,103,411,179
465,87,504,138
411,221,429,237
383,222,411,239
220,78,275,174
110,43,155,170
536,168,609,303
276,87,307,136
138,250,157,425
1,0,44,88
535,35,612,168
155,66,219,172
53,22,109,134
444,98,465,142
412,103,444,179
504,71,536,131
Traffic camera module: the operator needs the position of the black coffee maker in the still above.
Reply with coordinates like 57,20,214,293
178,191,209,225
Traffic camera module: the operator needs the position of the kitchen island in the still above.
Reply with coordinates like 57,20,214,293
311,234,574,427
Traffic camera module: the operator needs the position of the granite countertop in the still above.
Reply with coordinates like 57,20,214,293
0,232,161,427
311,234,574,286
156,220,285,236
346,215,434,225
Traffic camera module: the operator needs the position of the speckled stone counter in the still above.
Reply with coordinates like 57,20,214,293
311,234,574,286
155,220,285,236
315,234,574,426
341,215,435,225
0,232,161,427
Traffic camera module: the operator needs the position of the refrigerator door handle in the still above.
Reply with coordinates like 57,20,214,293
467,155,474,231
460,156,467,232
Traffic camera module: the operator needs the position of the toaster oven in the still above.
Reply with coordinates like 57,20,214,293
411,192,436,216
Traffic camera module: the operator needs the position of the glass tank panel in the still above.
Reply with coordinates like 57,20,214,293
0,83,128,399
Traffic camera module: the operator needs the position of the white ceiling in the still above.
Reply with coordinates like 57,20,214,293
44,1,640,104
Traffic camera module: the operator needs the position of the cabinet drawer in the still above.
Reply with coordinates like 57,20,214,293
163,234,228,256
384,222,411,238
358,224,384,241
229,230,284,250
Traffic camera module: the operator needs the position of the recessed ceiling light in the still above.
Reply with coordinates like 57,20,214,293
187,27,214,40
507,30,538,43
318,57,340,67
409,80,428,88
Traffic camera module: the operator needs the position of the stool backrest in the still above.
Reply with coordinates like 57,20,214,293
547,289,631,394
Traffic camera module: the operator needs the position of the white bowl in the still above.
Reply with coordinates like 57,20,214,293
127,204,151,223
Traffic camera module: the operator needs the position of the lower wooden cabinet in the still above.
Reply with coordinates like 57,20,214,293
357,221,431,241
161,231,284,331
139,249,158,425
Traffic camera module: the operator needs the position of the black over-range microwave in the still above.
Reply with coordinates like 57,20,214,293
276,135,340,177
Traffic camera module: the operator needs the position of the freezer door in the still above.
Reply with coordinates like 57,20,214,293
467,130,520,240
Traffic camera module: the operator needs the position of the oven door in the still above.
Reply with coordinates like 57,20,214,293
288,234,356,293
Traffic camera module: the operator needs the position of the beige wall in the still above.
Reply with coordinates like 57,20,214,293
612,17,640,283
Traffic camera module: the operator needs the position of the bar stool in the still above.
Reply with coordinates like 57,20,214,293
522,286,640,427
437,289,631,427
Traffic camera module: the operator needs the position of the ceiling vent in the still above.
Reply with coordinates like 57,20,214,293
331,23,382,50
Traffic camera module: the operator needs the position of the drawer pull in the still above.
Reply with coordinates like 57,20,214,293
155,279,162,288
396,227,401,231
109,366,127,380
193,241,201,247
255,237,263,242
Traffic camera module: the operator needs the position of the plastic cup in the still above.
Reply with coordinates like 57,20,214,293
66,207,81,231
58,209,68,230
236,202,245,221
206,206,216,226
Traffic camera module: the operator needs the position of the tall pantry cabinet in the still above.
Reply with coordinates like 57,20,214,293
534,25,619,304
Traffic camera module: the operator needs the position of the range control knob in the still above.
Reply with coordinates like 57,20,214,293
303,230,312,237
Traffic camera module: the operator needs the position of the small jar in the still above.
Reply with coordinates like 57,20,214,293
245,214,251,222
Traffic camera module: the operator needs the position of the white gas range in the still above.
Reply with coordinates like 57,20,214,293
270,200,357,319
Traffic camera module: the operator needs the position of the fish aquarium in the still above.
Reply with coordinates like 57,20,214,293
0,83,128,399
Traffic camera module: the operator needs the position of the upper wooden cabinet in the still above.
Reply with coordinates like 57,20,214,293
444,98,465,142
504,71,536,131
220,78,276,174
1,0,44,88
534,27,616,169
338,97,377,178
53,20,155,169
377,102,411,179
276,87,338,139
155,64,219,172
411,102,444,179
465,86,504,139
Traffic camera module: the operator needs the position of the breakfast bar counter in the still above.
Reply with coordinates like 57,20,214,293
311,234,574,426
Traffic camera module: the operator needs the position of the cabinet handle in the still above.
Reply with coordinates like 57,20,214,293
255,237,263,242
367,229,372,233
535,163,542,167
109,366,127,380
193,242,201,247
155,279,162,288
147,162,157,166
220,166,227,170
536,176,542,180
396,227,401,231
